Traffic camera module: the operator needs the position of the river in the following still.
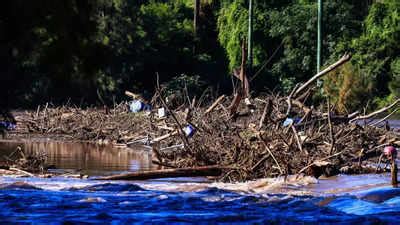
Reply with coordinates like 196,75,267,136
0,141,399,224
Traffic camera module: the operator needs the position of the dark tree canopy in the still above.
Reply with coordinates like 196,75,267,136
0,0,398,113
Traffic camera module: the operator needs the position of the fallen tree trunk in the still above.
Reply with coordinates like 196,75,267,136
349,99,400,123
94,166,226,181
293,54,351,98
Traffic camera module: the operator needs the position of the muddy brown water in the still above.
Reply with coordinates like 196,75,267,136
0,140,156,175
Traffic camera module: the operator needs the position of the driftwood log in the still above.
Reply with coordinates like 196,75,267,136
95,166,226,181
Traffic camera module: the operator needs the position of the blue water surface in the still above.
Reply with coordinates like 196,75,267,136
0,178,399,224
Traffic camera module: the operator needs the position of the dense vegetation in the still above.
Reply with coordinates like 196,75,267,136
0,0,398,112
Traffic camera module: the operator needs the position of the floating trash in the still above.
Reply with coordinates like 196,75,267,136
143,104,152,111
384,146,397,158
283,117,300,127
129,100,151,113
183,124,195,137
158,108,166,118
129,100,143,113
0,121,16,130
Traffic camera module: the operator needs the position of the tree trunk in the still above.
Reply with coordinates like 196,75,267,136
95,166,225,181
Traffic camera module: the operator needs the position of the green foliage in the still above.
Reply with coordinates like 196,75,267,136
0,0,399,112
269,1,360,91
217,0,292,71
217,1,361,93
323,63,372,113
163,74,205,97
100,0,196,92
217,0,248,70
1,0,226,106
389,58,400,97
333,0,400,109
376,57,400,109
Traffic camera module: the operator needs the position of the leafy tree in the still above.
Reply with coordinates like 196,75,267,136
389,58,400,98
1,0,399,111
324,63,373,113
217,1,360,93
335,0,400,108
0,0,111,105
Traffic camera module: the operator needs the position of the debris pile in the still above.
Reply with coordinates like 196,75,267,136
12,103,151,143
0,146,48,177
146,54,400,181
9,54,400,181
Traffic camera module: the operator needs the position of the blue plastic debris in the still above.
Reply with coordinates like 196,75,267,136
183,124,196,137
0,121,16,130
283,117,300,127
142,104,152,111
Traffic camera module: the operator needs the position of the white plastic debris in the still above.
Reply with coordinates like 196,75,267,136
245,98,252,106
283,118,294,127
158,108,166,118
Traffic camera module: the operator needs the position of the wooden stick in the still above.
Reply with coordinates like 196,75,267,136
299,107,312,124
94,166,226,180
347,111,360,119
157,125,175,131
155,79,191,148
293,54,351,98
9,167,35,177
229,92,243,116
258,98,271,130
204,95,225,115
251,154,269,171
159,143,184,152
391,159,398,187
152,130,178,143
291,99,312,114
191,96,196,108
370,108,400,126
229,40,248,115
295,88,312,102
327,98,335,155
291,125,305,154
286,84,300,116
258,135,283,174
350,99,400,123
125,91,146,102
